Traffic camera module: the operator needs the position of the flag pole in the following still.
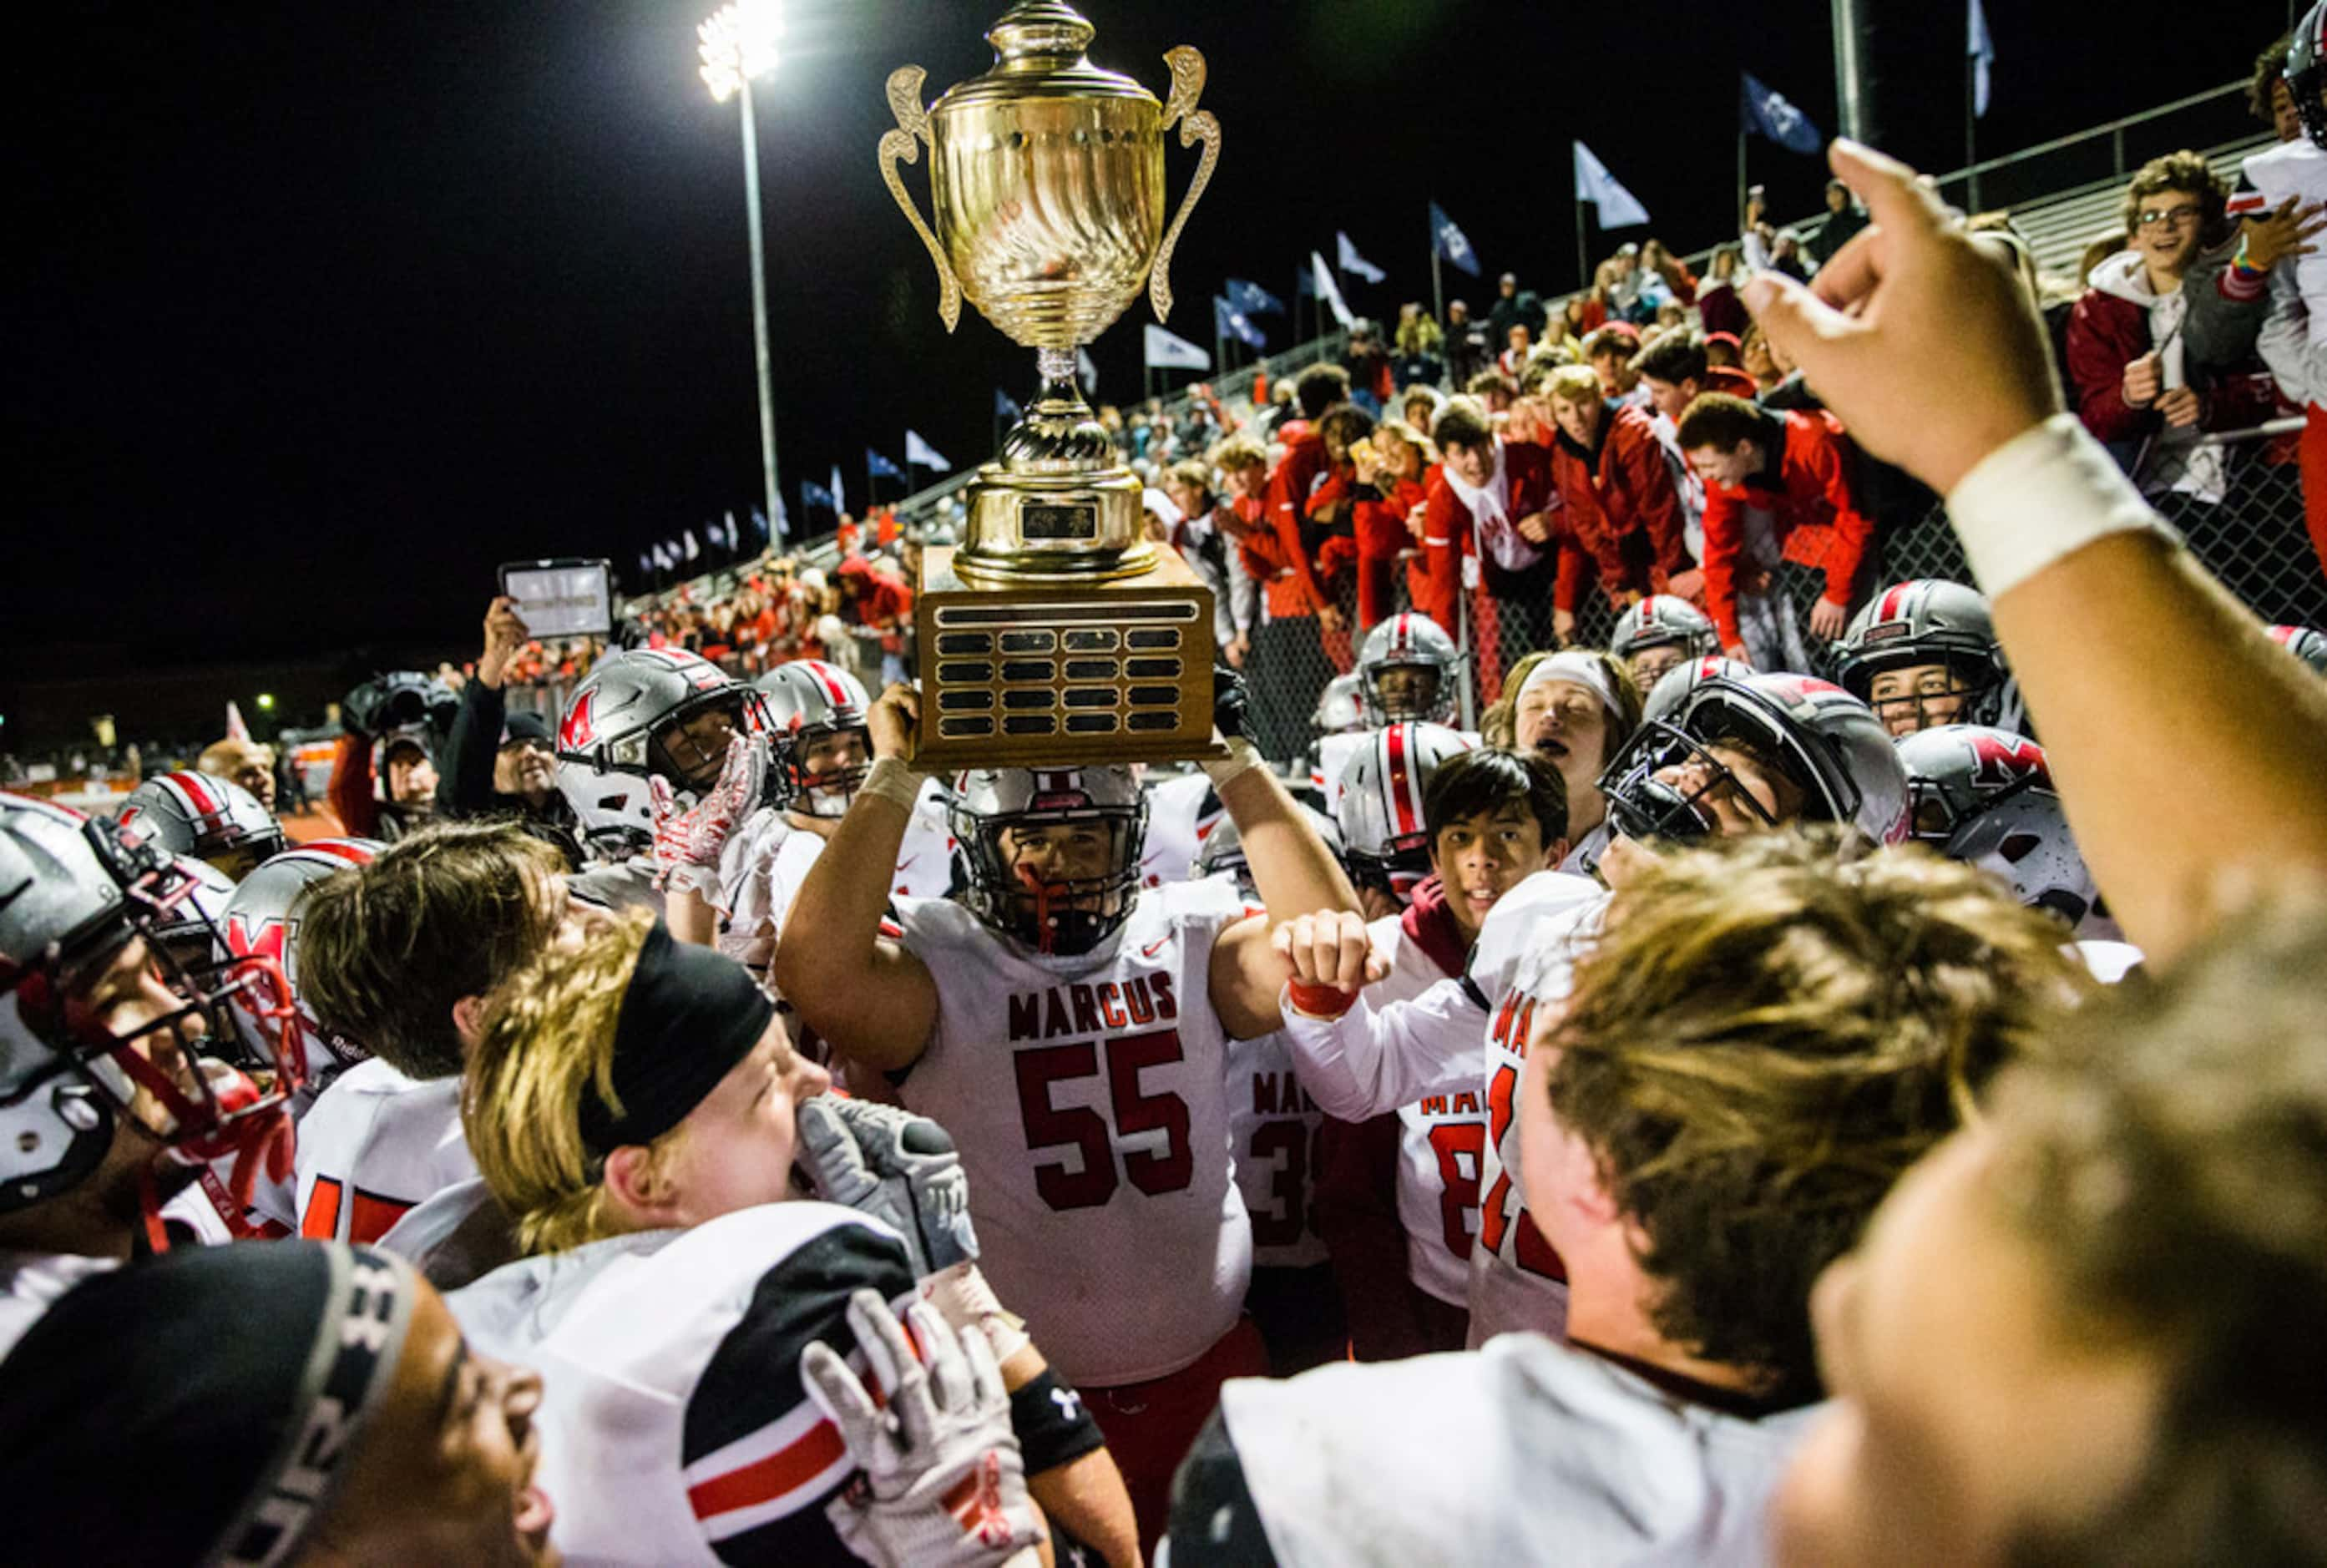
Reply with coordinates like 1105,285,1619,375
1963,35,1980,214
1737,127,1748,241
1430,209,1445,326
1574,198,1591,294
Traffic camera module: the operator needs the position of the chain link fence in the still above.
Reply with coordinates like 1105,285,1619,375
1233,421,2326,767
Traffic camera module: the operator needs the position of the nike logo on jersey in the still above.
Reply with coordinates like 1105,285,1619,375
1140,938,1168,959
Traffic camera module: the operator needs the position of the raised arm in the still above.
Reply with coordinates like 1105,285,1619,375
769,685,940,1072
1746,139,2327,962
1206,726,1363,1039
1262,910,1483,1120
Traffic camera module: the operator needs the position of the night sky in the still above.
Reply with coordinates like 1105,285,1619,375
6,0,2287,745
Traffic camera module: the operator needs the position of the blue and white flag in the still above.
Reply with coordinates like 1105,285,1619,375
1077,346,1099,393
683,528,702,563
994,387,1024,423
1740,73,1824,155
829,463,847,515
721,511,739,551
867,448,904,481
1226,277,1284,316
1967,0,1993,119
905,430,949,471
1571,141,1651,229
751,504,777,547
1429,201,1481,277
1336,230,1386,284
1310,251,1355,327
1143,323,1212,372
1216,295,1266,350
652,540,676,571
1294,265,1316,300
802,478,837,513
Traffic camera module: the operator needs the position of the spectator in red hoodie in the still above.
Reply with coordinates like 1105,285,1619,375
1345,422,1440,629
834,554,913,686
1676,392,1874,671
1423,398,1578,701
1543,365,1698,610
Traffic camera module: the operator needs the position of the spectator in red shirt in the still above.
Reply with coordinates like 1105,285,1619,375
835,554,913,686
1631,332,1763,424
1676,392,1874,672
1344,422,1439,629
1543,364,1698,609
1424,398,1578,701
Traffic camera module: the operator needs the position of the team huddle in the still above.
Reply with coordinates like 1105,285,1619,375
8,135,2327,1568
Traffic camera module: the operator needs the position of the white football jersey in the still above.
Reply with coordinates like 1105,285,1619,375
1464,873,1611,1345
1140,770,1222,888
1216,1333,1821,1565
716,783,956,967
1225,1029,1327,1269
449,1203,917,1566
892,878,1254,1387
1364,914,1487,1310
291,1058,475,1246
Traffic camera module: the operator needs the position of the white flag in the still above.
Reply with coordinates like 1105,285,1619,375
1335,230,1385,284
1142,324,1212,372
1076,346,1099,392
1968,0,1994,118
684,528,701,562
830,463,847,516
905,429,950,470
1310,251,1355,328
1572,139,1652,230
721,510,739,550
225,701,250,742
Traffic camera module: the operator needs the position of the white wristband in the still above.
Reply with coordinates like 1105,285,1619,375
1943,414,2181,599
1201,736,1267,790
860,756,927,812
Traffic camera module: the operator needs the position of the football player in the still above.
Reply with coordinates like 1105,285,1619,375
1269,672,1909,1346
1497,650,1642,874
114,771,286,883
771,685,1362,1545
1607,594,1721,693
1177,834,2084,1562
293,821,611,1253
0,793,304,1352
1833,579,2020,739
1318,746,1568,1363
1312,613,1471,818
0,1240,560,1565
453,911,1127,1565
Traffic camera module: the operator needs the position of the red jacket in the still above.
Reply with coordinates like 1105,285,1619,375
1349,467,1436,629
1262,429,1334,618
2065,279,2276,451
1418,441,1581,625
1549,403,1692,607
1700,409,1873,646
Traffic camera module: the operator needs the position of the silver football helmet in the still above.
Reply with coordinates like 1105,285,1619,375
950,767,1149,958
1357,613,1462,725
0,793,304,1214
1641,655,1756,724
1313,672,1368,736
1894,726,2098,930
1833,579,2014,736
754,659,873,818
556,648,765,857
1609,596,1720,689
1600,671,1910,846
1335,722,1476,898
2269,624,2327,675
221,839,385,1080
115,772,286,882
1192,807,1343,903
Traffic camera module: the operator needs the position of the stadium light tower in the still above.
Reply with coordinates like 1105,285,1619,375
700,0,785,539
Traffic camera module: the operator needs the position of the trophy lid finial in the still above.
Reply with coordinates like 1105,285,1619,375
985,2,1096,68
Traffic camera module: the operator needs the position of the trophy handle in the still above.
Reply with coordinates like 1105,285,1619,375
878,66,962,332
1149,46,1221,325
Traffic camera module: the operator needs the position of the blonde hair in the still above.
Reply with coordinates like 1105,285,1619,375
463,907,684,1257
1372,419,1439,471
1206,433,1267,475
1545,364,1603,407
1481,648,1642,759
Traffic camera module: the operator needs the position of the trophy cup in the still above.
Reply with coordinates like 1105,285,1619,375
879,1,1223,767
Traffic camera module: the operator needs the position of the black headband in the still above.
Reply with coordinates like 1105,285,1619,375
584,919,774,1159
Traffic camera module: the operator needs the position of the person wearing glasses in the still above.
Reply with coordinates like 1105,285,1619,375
2064,150,2278,519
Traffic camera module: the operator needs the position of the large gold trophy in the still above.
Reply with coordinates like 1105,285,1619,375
879,1,1223,766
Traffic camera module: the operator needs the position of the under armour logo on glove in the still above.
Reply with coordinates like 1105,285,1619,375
648,733,766,895
795,1095,979,1276
801,1290,1045,1568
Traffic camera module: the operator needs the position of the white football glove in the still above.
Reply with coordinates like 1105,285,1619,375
795,1095,979,1277
648,732,765,895
802,1291,1045,1568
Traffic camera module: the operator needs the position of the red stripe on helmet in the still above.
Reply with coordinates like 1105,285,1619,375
300,840,377,866
167,771,220,817
1877,583,1911,625
1384,725,1419,838
810,661,849,708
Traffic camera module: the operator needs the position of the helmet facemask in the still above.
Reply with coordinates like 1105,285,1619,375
1345,832,1434,904
1363,663,1451,726
649,688,763,792
963,807,1147,958
773,721,873,819
1598,705,1815,844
